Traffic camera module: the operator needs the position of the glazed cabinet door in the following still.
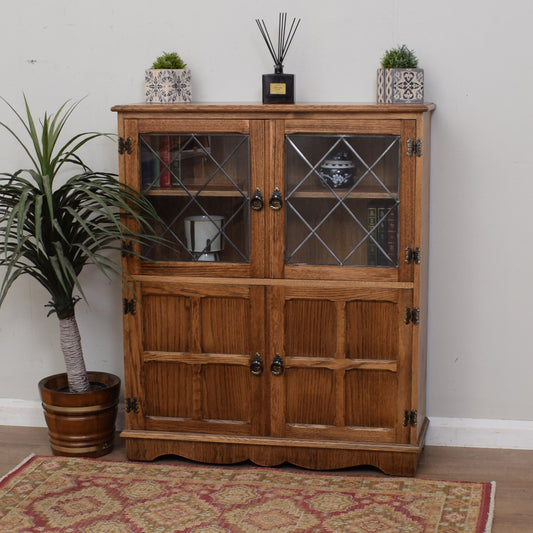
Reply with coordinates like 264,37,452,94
123,280,267,437
119,116,418,284
270,119,417,282
268,284,414,444
121,118,266,278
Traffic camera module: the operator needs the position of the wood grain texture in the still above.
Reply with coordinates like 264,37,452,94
115,104,434,475
111,103,436,117
120,425,427,475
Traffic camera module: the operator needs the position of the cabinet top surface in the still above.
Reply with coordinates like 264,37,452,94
111,102,436,116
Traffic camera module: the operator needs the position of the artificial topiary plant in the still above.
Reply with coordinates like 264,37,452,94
380,44,419,69
151,51,187,70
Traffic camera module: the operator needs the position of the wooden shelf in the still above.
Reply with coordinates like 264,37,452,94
144,185,398,201
144,186,244,198
289,188,398,200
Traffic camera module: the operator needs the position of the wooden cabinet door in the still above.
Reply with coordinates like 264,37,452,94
268,284,413,444
270,119,417,283
123,279,267,437
120,118,266,279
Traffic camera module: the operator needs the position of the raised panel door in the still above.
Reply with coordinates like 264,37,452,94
123,280,267,437
268,285,413,444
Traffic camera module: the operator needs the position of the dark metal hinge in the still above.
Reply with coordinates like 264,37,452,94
406,139,422,157
403,409,418,427
123,298,136,315
404,307,420,325
121,240,134,257
125,397,140,414
404,247,421,265
118,137,133,155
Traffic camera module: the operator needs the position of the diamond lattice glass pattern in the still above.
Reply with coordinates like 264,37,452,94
285,135,400,267
139,134,250,262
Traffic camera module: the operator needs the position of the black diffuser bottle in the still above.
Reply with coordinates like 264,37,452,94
256,13,300,104
262,65,294,104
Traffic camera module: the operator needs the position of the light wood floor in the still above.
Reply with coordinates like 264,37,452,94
1,426,532,532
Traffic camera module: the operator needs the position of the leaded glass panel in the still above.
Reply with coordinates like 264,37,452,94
285,134,400,267
139,134,250,263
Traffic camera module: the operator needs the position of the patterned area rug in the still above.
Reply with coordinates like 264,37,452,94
0,455,494,532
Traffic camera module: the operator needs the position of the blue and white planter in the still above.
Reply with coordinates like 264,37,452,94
145,68,192,104
377,68,424,104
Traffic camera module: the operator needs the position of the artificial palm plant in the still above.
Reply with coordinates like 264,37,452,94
0,96,162,393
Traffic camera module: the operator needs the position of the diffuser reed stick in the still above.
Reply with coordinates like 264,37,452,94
256,13,301,74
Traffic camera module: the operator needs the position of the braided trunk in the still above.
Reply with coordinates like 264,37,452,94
58,313,90,393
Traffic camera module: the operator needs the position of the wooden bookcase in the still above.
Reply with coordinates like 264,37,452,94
113,103,435,476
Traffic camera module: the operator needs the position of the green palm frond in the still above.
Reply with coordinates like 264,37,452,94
0,96,166,319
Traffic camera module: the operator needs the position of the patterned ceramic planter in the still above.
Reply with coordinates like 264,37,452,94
145,68,192,103
377,68,424,104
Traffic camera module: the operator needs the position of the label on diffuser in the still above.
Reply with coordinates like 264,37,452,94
270,83,287,95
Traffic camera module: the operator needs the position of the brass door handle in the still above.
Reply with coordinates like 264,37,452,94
270,354,284,376
251,188,264,211
269,187,283,210
250,353,264,375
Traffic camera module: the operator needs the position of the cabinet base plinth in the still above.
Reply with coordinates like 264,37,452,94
121,419,427,476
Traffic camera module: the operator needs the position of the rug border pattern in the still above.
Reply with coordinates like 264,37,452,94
0,455,496,532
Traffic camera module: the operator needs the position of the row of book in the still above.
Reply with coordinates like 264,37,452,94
367,203,398,266
140,136,210,190
140,136,172,189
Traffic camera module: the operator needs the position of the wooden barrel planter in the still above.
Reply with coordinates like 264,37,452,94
38,371,120,458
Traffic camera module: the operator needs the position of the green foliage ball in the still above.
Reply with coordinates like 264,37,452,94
151,51,187,70
380,45,419,69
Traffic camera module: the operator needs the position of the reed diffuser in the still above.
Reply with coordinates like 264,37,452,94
256,13,301,104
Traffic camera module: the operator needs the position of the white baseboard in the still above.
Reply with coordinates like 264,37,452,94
426,417,533,449
0,399,125,431
0,399,46,428
1,400,532,450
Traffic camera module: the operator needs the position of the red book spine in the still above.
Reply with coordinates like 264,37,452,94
159,136,171,188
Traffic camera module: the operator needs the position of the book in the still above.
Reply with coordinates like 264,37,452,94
377,206,388,265
158,136,171,188
140,144,154,191
386,206,398,266
367,205,378,266
367,202,398,267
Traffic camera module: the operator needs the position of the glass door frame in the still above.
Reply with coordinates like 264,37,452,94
270,118,417,283
122,118,267,279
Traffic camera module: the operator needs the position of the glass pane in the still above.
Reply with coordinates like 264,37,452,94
139,134,250,263
285,134,400,267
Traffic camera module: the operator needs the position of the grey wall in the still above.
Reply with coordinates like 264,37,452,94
1,0,532,422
